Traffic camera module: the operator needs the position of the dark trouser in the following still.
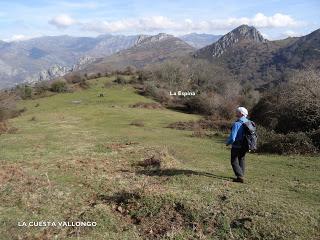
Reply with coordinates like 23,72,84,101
231,147,246,177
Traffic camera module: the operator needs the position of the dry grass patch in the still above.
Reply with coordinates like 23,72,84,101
94,190,227,240
130,102,164,110
130,120,145,127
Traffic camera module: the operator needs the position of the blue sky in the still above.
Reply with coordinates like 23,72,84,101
0,0,319,41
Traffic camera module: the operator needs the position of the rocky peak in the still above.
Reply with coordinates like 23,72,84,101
196,25,267,58
72,56,97,71
135,33,174,46
25,64,72,84
134,35,150,45
231,25,266,43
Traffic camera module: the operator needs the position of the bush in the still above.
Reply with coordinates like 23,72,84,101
136,70,151,83
34,81,50,95
137,59,243,119
167,118,232,133
185,93,238,119
128,75,139,84
130,102,163,109
79,79,90,89
50,80,68,93
123,66,135,75
252,68,320,133
203,119,232,132
257,126,317,154
113,75,127,84
143,82,171,104
308,129,320,150
16,85,32,99
64,73,81,83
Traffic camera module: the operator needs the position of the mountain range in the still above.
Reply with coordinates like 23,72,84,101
194,25,320,88
76,33,195,76
0,33,220,88
0,25,319,89
72,25,319,89
0,34,141,88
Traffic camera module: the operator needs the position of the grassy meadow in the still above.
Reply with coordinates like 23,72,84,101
0,77,319,239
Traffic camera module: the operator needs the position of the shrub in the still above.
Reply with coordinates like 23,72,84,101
137,59,243,119
138,155,161,168
203,119,232,132
79,79,90,89
257,126,317,154
113,75,127,84
16,85,32,99
123,66,135,75
50,80,68,93
252,68,320,133
128,75,138,84
136,70,151,83
34,81,50,95
167,118,232,132
130,102,163,109
142,83,171,104
308,129,320,150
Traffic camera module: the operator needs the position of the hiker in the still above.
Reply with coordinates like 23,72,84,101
226,107,249,183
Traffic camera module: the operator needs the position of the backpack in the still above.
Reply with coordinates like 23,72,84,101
242,121,258,152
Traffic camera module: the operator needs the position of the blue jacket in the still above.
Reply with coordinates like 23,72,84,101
226,116,248,148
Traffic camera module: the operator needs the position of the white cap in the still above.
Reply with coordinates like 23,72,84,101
237,107,248,117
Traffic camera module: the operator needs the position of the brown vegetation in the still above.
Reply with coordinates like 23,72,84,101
251,68,320,154
130,102,163,110
0,92,21,122
138,59,259,118
130,120,145,127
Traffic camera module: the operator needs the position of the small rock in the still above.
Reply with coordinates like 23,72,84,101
117,206,124,213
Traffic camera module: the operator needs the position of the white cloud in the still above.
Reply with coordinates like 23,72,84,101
178,13,302,31
81,16,177,33
250,13,300,28
4,34,34,42
49,13,304,34
49,14,77,29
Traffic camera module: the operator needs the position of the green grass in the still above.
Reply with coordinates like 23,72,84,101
0,77,319,239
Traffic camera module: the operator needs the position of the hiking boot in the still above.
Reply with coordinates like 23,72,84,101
233,177,244,183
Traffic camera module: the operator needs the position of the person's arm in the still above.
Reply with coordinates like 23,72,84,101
226,122,241,146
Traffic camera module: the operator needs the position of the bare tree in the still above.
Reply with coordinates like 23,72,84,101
252,66,320,133
290,67,320,99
